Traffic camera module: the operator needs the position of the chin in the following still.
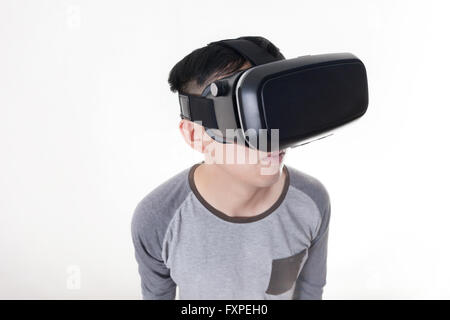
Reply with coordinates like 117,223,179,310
254,163,284,186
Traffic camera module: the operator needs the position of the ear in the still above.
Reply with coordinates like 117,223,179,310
179,119,212,153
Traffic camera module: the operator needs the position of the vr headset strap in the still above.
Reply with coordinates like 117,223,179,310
210,38,280,66
178,93,218,129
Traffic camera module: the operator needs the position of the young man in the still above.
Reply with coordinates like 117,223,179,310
131,36,331,300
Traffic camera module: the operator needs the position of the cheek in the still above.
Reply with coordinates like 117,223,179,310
210,142,267,165
218,143,250,164
234,144,265,164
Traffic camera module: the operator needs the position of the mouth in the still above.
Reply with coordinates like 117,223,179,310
261,150,286,163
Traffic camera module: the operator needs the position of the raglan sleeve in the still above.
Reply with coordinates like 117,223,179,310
292,183,331,300
131,200,177,300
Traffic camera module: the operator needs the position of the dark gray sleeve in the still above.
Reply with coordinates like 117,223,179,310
131,199,177,300
130,168,191,299
291,172,331,300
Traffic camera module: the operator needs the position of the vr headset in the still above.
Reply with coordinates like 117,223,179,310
178,37,369,151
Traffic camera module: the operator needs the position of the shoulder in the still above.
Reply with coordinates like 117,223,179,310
285,165,331,221
131,165,193,254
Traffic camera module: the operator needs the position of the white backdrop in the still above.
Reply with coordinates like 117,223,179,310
1,0,450,299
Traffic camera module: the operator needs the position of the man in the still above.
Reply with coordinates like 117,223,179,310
131,36,331,300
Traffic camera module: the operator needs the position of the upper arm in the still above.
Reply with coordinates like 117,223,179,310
292,177,331,300
131,200,177,300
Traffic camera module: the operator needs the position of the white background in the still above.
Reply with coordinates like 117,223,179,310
1,0,450,299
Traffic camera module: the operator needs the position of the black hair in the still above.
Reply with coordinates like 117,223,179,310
168,36,285,94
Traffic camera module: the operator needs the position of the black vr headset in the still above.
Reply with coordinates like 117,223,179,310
178,37,369,151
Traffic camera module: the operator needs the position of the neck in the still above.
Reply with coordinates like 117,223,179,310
193,162,286,218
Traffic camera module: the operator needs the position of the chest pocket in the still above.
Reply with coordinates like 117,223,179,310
265,249,307,295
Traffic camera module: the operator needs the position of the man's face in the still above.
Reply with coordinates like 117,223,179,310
180,62,287,186
206,132,287,187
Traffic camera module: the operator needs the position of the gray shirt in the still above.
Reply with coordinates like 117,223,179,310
131,162,331,300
